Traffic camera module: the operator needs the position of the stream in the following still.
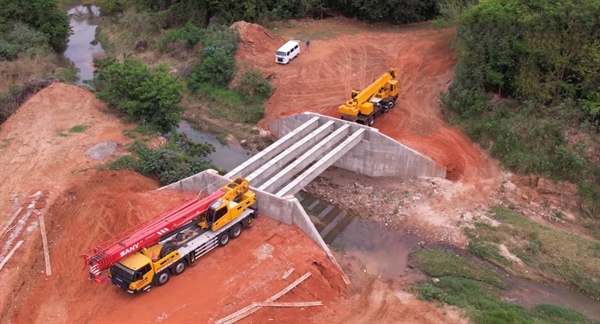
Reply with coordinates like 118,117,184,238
61,5,253,172
60,5,600,321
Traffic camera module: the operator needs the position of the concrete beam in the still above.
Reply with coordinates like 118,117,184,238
225,116,320,180
246,120,335,185
276,129,365,197
259,125,351,193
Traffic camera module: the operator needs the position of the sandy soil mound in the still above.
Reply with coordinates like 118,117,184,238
232,21,286,64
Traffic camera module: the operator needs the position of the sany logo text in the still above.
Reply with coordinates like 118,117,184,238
120,243,140,258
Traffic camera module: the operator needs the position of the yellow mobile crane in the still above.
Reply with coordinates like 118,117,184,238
107,178,257,294
339,68,400,126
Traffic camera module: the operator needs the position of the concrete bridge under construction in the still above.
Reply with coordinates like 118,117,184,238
227,112,445,197
162,112,446,266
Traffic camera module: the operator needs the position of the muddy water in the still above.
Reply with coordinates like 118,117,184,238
297,190,600,321
61,5,104,84
296,191,421,280
177,121,253,172
505,277,600,322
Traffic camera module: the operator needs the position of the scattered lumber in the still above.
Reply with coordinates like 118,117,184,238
281,268,295,280
38,214,52,276
257,301,323,308
0,240,24,271
0,207,23,238
216,272,315,324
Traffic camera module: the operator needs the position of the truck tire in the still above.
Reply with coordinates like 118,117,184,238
159,242,176,259
155,271,170,286
230,223,242,239
386,100,395,110
171,260,186,275
218,232,230,247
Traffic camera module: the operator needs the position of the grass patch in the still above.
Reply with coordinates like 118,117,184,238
412,249,505,288
0,137,14,149
69,124,90,133
470,206,600,298
193,84,265,124
413,249,595,324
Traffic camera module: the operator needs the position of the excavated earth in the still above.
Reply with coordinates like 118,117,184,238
0,81,462,323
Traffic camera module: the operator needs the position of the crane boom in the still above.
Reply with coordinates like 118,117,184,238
339,68,399,125
81,189,225,283
351,69,396,108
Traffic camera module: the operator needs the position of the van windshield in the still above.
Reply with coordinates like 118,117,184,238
276,51,286,56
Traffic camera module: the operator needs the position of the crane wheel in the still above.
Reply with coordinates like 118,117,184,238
155,271,170,286
218,232,230,247
171,261,186,275
231,223,242,239
386,100,395,109
159,243,176,259
367,116,374,126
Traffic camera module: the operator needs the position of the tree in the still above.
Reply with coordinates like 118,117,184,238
0,0,70,51
94,57,185,132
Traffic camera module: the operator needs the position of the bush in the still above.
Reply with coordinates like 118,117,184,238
0,0,70,51
161,22,205,49
108,133,214,185
0,23,49,61
189,54,237,88
236,66,274,98
92,56,185,132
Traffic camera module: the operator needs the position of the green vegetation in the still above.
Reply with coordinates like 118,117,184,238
69,124,90,133
439,0,600,217
104,133,214,185
465,206,600,299
412,249,505,288
90,56,185,133
99,0,438,26
0,0,70,52
413,249,594,324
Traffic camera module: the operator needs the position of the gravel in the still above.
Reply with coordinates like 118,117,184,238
85,141,118,160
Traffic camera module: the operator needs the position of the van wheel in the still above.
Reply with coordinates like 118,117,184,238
155,271,170,286
218,232,230,247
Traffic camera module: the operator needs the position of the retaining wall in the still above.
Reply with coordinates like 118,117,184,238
269,112,447,178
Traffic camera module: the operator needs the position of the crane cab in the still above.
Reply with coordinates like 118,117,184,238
275,40,301,64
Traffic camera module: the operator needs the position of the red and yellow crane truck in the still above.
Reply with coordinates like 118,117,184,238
81,177,257,293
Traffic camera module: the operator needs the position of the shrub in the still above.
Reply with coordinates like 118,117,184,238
0,23,49,61
189,54,237,88
92,56,185,132
236,66,274,98
108,134,214,185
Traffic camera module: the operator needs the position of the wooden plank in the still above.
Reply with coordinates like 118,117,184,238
220,305,262,324
0,240,24,271
257,301,323,308
38,214,52,276
216,272,313,324
215,303,260,324
281,268,295,280
0,207,23,237
267,272,312,302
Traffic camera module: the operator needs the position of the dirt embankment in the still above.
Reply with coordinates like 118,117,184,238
3,171,347,323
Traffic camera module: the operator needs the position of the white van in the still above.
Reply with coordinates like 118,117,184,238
275,40,301,64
